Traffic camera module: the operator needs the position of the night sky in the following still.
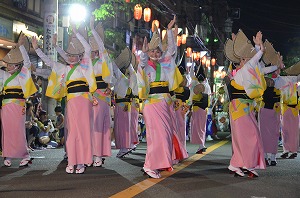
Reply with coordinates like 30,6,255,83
227,0,300,57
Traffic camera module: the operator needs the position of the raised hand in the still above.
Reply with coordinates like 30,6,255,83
18,33,26,46
277,52,285,69
231,33,236,41
70,22,77,34
173,24,178,38
90,15,95,30
167,15,176,30
253,31,263,45
31,36,39,50
142,37,149,53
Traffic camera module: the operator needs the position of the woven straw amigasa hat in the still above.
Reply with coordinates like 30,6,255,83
148,25,162,51
262,40,280,67
114,47,132,69
233,29,256,59
89,22,105,51
66,34,85,55
2,32,30,64
66,24,88,55
131,52,138,71
224,38,240,63
284,61,300,76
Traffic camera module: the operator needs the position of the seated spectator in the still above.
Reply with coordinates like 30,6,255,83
36,110,58,149
25,101,39,150
54,106,64,147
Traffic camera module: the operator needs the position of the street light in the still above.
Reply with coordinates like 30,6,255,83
69,4,87,22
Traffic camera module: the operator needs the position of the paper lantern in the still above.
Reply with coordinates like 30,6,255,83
192,52,197,60
205,59,210,68
125,0,130,2
134,4,142,20
152,20,159,32
211,58,216,66
162,30,167,40
201,55,207,65
177,36,182,46
143,8,151,22
186,47,192,57
181,34,187,44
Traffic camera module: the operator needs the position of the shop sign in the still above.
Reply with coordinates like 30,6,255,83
44,13,57,60
0,17,13,40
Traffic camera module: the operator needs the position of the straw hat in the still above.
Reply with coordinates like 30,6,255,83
66,33,85,55
114,47,132,69
131,53,138,71
262,40,280,66
194,84,205,94
89,36,98,51
66,24,87,55
2,33,30,64
89,22,105,51
148,25,162,51
39,136,50,145
95,22,105,42
224,38,240,63
284,61,300,75
233,29,256,59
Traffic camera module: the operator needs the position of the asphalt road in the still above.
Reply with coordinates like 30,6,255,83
0,133,300,198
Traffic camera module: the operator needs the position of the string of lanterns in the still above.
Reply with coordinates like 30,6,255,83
131,2,218,75
133,4,152,22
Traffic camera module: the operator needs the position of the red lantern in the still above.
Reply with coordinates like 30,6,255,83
181,34,187,45
152,20,159,32
125,0,130,2
186,47,192,57
134,4,142,20
143,8,151,22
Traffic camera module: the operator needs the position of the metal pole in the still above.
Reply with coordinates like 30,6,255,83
43,0,58,119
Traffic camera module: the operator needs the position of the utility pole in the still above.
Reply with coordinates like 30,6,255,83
43,0,58,119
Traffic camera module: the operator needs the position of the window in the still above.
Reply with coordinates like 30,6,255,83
13,0,27,10
27,0,41,14
28,0,34,11
34,0,40,13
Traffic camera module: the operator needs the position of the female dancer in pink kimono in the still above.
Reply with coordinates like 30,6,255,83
189,66,211,154
139,16,180,178
32,23,97,174
89,17,114,167
2,33,37,167
128,60,140,151
227,31,277,177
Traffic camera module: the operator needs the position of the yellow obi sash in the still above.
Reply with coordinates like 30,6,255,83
281,103,299,117
229,98,254,121
149,81,169,94
2,86,26,107
95,75,108,89
66,79,92,101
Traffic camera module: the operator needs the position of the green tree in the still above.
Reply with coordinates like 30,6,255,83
284,37,300,68
60,0,147,56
